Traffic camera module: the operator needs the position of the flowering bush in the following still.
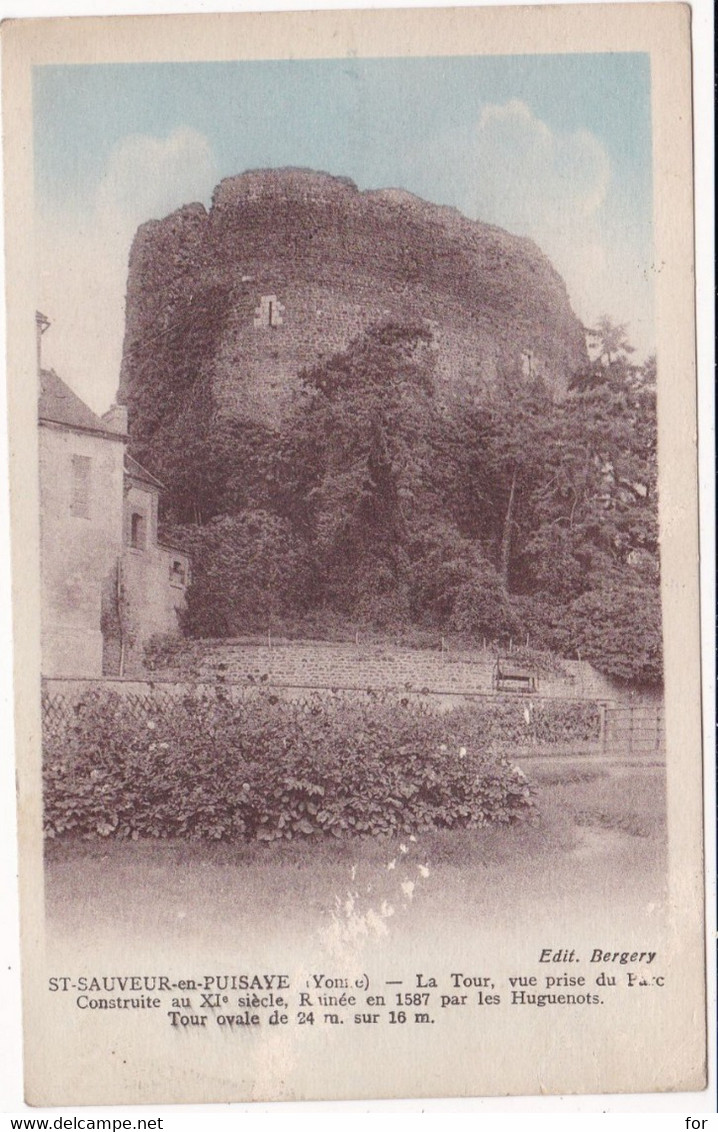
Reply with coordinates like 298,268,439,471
42,691,534,841
477,698,600,746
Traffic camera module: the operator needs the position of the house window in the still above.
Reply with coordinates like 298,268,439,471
70,455,91,518
169,559,186,587
253,294,284,329
129,511,146,550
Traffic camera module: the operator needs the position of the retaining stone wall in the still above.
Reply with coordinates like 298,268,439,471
185,640,653,705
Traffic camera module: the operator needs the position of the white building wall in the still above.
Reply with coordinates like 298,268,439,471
39,424,125,677
121,481,188,671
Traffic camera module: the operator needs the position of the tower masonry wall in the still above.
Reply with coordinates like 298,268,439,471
120,169,588,426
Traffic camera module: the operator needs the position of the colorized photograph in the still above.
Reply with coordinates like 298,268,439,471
37,50,665,951
3,5,704,1105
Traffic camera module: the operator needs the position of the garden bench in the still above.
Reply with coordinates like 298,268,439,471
492,658,537,694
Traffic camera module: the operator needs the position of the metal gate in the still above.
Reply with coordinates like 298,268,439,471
602,704,665,758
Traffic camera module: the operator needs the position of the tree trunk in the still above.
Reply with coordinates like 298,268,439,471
499,466,518,592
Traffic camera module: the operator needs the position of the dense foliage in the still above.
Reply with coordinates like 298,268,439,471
130,320,661,684
43,691,536,841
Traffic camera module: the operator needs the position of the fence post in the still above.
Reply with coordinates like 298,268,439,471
598,702,607,757
656,708,663,757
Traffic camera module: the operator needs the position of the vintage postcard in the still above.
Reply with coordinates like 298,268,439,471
2,3,706,1107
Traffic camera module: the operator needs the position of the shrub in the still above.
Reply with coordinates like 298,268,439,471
42,691,534,842
143,633,200,675
173,510,311,638
477,698,600,746
560,583,663,685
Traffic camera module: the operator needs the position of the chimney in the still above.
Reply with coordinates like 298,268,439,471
102,403,129,436
35,311,50,374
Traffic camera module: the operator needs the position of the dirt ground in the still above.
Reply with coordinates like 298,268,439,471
44,755,666,965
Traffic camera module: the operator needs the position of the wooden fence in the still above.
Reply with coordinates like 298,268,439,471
601,704,665,758
40,678,665,761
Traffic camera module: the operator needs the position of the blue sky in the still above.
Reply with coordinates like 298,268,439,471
34,54,653,411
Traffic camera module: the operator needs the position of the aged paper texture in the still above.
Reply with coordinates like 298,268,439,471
2,3,706,1106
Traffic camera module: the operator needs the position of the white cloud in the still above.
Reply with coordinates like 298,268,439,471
37,128,217,413
469,100,653,357
472,100,610,235
94,127,217,231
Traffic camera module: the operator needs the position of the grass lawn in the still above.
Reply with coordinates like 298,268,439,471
44,753,666,966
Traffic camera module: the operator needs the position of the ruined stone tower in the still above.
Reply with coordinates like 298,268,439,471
119,168,587,429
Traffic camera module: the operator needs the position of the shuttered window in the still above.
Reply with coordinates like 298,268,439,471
130,511,147,550
70,455,91,518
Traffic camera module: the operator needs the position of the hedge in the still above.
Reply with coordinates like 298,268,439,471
478,699,600,746
43,691,535,842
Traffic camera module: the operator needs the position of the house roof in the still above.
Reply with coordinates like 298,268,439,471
125,453,165,491
38,369,121,439
39,369,168,494
158,538,190,557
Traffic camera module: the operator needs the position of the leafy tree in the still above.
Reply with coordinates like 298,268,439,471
481,378,559,592
132,310,662,685
290,323,440,619
558,581,663,684
171,510,310,637
407,519,515,639
587,315,636,365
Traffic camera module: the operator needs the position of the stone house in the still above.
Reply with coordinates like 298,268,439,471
38,366,189,677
